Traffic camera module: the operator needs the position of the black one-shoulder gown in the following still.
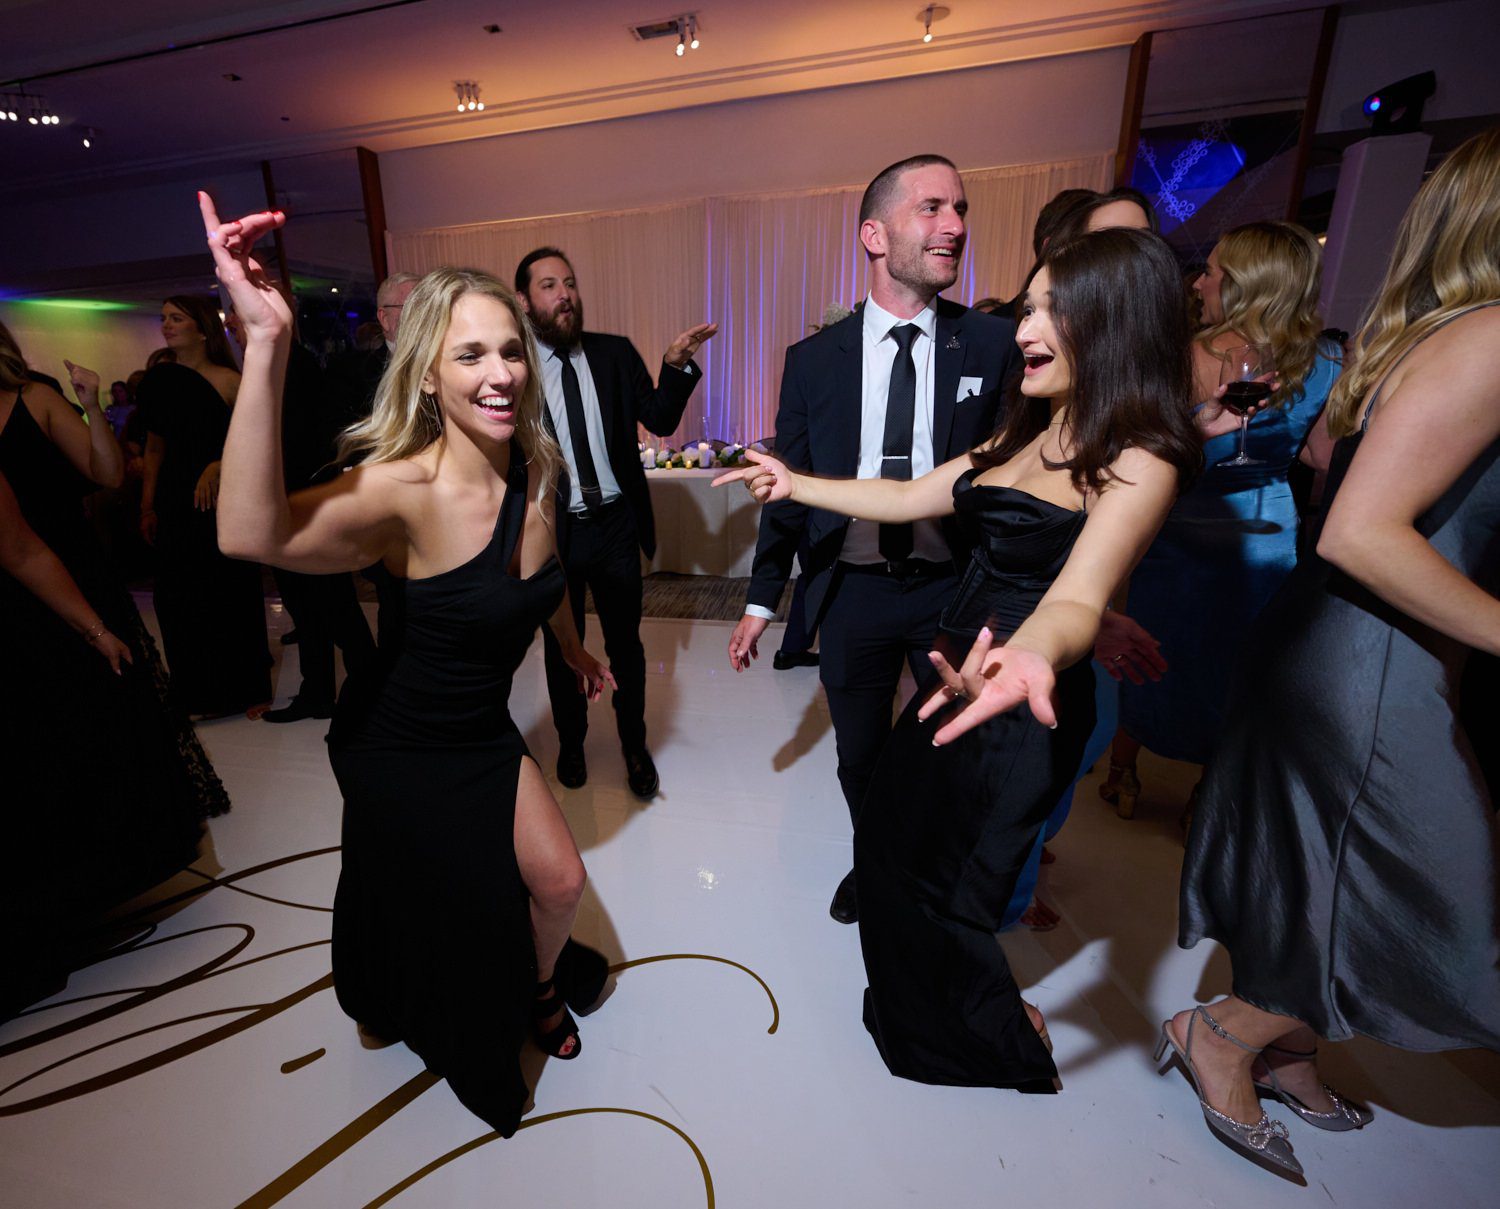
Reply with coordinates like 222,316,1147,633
328,459,606,1134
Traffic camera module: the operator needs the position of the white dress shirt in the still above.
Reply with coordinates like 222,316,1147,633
839,294,949,565
534,337,624,513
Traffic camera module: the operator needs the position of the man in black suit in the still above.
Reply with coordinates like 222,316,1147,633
728,154,1019,923
516,247,717,799
329,271,419,431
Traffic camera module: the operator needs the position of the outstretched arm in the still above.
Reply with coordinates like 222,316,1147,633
714,447,969,523
203,193,400,574
921,447,1178,744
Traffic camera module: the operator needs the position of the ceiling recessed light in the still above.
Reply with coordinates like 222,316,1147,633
483,23,501,34
222,73,243,82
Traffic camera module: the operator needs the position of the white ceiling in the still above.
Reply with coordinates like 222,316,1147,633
1,0,1332,193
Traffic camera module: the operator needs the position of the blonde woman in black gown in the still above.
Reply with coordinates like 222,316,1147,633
1166,127,1500,1179
206,197,616,1135
719,228,1201,1092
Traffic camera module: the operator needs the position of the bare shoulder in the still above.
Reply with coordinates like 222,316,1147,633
1108,444,1177,487
201,364,241,404
1380,306,1500,410
21,382,77,429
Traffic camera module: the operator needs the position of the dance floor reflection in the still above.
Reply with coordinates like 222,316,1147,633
2,599,1497,1208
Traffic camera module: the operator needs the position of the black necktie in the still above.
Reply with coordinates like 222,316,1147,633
879,323,920,563
557,349,602,513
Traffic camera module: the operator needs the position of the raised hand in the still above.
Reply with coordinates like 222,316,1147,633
711,448,795,503
916,626,1058,746
664,321,719,368
197,191,291,345
63,359,101,410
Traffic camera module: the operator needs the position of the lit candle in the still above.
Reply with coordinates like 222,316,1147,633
643,446,656,469
698,441,712,468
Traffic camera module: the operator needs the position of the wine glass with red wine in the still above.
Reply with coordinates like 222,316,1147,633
1217,343,1274,467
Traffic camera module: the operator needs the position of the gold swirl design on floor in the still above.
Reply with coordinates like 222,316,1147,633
1,848,775,1206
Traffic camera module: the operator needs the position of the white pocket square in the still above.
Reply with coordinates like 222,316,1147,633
957,376,985,403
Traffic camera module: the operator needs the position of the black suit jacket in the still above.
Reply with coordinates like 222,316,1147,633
747,298,1019,624
549,330,702,560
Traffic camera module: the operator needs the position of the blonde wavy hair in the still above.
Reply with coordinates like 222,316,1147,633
337,267,564,505
1199,220,1328,409
1325,126,1500,437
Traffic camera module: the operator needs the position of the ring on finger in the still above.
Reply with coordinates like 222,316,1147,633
948,685,969,701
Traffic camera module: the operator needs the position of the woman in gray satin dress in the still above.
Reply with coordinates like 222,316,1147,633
1163,126,1500,1179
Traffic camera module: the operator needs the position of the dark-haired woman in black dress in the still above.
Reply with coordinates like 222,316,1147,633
136,294,271,717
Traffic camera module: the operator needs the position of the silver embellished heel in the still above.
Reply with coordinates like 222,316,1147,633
1156,1007,1303,1178
1253,1043,1373,1131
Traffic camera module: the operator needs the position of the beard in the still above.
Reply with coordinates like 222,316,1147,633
530,298,585,350
885,233,964,297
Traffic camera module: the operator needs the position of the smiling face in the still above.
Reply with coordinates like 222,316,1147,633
160,302,205,351
519,255,584,349
421,293,529,447
1017,267,1074,402
1193,245,1226,325
866,163,968,303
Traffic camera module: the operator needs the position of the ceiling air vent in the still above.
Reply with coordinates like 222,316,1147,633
630,14,692,41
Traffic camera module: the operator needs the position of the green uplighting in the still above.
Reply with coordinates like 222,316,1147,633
11,298,137,312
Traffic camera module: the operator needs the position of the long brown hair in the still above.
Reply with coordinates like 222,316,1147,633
1325,125,1500,437
163,295,239,371
336,267,564,505
1199,221,1327,408
976,227,1200,494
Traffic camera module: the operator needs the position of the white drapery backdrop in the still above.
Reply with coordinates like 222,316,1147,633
387,154,1112,446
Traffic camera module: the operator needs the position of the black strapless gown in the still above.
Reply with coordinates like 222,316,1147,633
857,469,1095,1090
1181,306,1500,1052
327,459,606,1135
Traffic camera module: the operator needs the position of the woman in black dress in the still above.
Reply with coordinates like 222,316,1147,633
206,197,615,1135
0,332,225,1016
136,294,271,717
719,228,1200,1091
1164,127,1500,1179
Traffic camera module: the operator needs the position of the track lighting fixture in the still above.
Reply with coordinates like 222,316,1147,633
453,80,485,113
6,91,60,125
918,5,950,44
82,126,96,148
673,14,700,58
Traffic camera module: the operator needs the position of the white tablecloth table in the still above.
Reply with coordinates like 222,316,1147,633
643,467,763,577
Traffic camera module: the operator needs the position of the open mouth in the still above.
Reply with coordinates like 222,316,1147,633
1023,353,1054,373
926,246,958,260
475,396,514,417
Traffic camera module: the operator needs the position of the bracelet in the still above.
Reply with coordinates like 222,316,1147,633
83,620,106,641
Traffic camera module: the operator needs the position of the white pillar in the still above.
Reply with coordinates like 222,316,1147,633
1319,132,1432,335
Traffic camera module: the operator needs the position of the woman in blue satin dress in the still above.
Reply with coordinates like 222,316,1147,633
1103,222,1340,818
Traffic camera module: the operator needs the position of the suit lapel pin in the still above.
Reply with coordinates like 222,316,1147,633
945,335,961,350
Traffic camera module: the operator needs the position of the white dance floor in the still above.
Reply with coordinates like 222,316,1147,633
3,599,1498,1208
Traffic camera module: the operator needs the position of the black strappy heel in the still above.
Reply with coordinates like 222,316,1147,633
534,976,582,1059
